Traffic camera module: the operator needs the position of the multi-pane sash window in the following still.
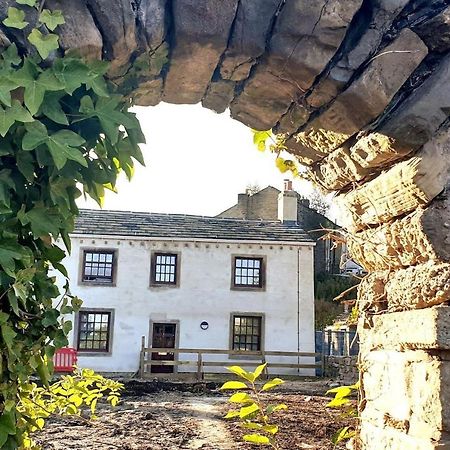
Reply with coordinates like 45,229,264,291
232,315,262,352
233,257,263,288
82,250,115,283
152,253,178,285
77,311,111,352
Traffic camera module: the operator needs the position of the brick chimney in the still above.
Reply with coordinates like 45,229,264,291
278,179,298,223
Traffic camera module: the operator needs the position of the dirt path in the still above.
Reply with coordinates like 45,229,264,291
187,397,239,450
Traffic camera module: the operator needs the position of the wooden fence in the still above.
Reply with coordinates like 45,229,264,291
139,337,323,380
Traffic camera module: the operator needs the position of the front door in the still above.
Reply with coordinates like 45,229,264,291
151,323,176,373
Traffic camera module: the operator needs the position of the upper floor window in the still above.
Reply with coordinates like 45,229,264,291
151,253,178,286
77,310,112,353
82,250,115,284
232,257,264,289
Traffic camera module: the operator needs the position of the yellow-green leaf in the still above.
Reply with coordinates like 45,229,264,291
243,434,270,445
3,7,28,29
252,363,267,381
39,9,65,31
262,378,284,391
227,366,255,382
224,410,240,419
220,381,248,390
327,397,350,408
262,424,278,435
229,392,252,404
239,403,260,419
28,29,59,59
16,0,37,5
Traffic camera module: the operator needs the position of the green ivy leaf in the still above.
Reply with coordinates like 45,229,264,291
16,0,37,6
0,240,25,274
2,44,21,67
39,9,65,31
22,122,87,169
3,7,28,29
28,29,59,60
0,101,34,137
41,92,68,125
53,58,90,94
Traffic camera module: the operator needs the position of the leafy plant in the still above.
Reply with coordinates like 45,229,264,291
0,2,145,448
18,368,123,449
220,364,287,449
326,382,359,447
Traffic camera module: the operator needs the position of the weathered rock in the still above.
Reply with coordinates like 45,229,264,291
47,0,102,60
219,0,281,82
307,0,409,109
230,0,363,130
339,127,450,231
163,0,239,104
358,307,450,352
287,29,428,164
380,53,450,150
360,348,450,445
276,102,310,134
415,5,450,53
131,78,164,106
85,0,138,76
202,79,236,114
347,202,450,271
136,0,167,51
358,262,450,313
230,67,297,130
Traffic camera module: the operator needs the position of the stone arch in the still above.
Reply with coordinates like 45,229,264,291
3,1,450,448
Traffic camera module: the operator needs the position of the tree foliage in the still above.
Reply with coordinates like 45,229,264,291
0,2,144,448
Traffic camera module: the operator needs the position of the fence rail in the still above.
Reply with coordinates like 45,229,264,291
139,337,321,380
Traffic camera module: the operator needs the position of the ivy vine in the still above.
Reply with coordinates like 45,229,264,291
0,2,145,448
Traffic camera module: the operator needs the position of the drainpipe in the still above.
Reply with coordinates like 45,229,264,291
297,248,301,374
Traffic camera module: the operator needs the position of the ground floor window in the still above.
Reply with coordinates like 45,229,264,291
231,314,263,352
77,310,112,352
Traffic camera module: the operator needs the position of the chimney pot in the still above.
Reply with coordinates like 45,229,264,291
284,179,293,192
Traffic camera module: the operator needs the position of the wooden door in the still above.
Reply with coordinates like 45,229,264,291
151,323,176,373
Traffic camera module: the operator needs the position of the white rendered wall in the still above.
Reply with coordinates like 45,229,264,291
62,236,315,375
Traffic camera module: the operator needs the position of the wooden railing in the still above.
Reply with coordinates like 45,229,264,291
139,337,323,380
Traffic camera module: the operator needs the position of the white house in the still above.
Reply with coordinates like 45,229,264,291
62,190,316,376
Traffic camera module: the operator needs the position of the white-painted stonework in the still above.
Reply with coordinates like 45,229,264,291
61,211,315,376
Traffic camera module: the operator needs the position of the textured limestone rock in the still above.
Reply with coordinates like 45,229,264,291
136,0,167,51
163,0,239,104
360,349,450,445
287,29,428,164
131,78,164,107
85,0,138,76
307,0,410,109
347,204,450,272
230,0,363,130
358,307,450,351
277,102,310,134
358,262,450,313
339,128,450,231
219,0,281,82
202,80,236,114
46,0,102,60
415,6,450,53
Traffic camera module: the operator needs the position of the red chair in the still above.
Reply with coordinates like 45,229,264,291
54,347,78,373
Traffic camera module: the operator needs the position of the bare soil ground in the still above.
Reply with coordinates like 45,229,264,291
36,380,351,450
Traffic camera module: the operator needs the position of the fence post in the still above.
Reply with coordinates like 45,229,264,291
321,331,326,377
139,335,145,378
196,352,203,381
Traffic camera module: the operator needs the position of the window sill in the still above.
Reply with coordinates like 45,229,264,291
230,286,266,292
228,352,264,361
149,283,179,289
76,351,112,357
80,281,116,287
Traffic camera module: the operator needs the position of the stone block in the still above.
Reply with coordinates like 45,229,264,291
358,306,450,353
360,349,450,442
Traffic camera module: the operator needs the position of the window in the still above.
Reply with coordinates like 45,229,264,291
82,250,115,284
232,315,262,352
151,253,178,286
77,310,112,352
232,257,264,288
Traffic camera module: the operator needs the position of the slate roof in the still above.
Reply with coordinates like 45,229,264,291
73,209,313,243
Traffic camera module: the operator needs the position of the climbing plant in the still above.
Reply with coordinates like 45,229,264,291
0,2,144,448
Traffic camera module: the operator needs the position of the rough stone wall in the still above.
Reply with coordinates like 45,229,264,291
325,356,358,385
3,1,450,449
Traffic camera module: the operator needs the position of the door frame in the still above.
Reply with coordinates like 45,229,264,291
148,319,180,374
